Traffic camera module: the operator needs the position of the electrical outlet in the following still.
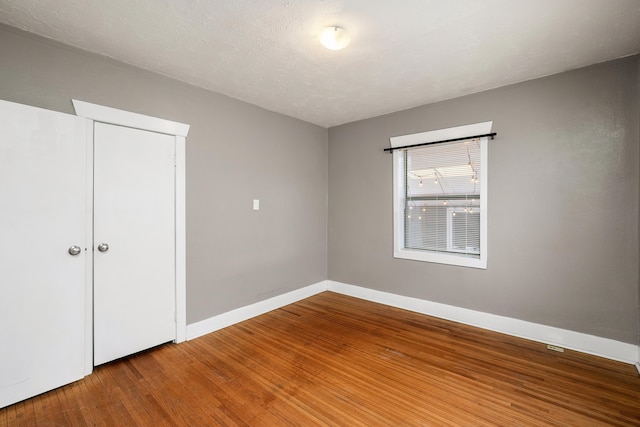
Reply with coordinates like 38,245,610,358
547,344,565,353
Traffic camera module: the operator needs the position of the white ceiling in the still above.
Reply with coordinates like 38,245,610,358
1,0,639,128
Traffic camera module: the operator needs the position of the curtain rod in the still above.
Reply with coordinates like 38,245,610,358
384,132,496,153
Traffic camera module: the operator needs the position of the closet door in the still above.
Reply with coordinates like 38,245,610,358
0,100,87,408
93,122,176,365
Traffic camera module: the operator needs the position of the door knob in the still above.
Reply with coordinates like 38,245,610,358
68,245,82,256
97,243,109,252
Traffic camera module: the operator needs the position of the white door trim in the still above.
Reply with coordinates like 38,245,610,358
174,135,187,343
72,100,190,137
73,100,189,346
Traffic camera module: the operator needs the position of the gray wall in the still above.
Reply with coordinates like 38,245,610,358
0,24,328,324
328,56,640,344
2,22,638,346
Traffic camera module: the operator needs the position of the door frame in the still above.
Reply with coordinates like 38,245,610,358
73,100,189,374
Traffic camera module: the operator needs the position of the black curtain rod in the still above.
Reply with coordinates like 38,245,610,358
384,132,496,153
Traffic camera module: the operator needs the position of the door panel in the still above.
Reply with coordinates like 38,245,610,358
93,123,176,365
0,100,87,408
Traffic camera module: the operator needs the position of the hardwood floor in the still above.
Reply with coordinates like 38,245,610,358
1,291,639,426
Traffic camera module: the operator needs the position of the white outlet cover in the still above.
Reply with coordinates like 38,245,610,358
253,199,259,210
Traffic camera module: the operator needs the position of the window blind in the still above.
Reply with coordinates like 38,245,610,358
403,138,481,258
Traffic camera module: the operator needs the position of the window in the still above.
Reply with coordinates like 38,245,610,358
391,123,490,269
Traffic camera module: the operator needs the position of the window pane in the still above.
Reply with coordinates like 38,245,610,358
403,139,481,258
451,211,480,253
405,205,448,252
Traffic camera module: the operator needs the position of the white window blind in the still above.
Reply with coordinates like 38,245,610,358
403,140,481,258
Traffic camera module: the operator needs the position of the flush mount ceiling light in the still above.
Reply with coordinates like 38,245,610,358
320,26,351,50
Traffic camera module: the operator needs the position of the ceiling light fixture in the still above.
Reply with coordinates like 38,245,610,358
320,26,351,50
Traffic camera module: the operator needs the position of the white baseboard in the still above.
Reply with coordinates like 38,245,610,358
184,279,639,366
186,281,329,340
327,281,639,365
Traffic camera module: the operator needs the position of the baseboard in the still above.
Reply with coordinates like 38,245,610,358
184,279,639,366
186,281,329,340
327,281,639,365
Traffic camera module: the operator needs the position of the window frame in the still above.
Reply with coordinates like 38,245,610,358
391,123,490,269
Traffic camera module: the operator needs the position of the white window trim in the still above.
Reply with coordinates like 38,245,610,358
391,122,491,269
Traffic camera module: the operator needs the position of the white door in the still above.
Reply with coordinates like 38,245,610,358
0,100,87,408
93,122,176,365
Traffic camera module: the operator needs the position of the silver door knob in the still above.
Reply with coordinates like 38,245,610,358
68,245,82,256
97,243,109,252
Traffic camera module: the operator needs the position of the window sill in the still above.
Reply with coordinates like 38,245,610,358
394,249,487,269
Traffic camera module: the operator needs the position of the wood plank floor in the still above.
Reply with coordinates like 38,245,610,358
1,291,639,426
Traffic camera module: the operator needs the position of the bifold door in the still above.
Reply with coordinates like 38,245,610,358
0,100,87,408
93,122,177,365
0,100,180,408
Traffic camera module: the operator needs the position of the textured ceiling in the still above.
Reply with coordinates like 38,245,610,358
0,0,639,127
